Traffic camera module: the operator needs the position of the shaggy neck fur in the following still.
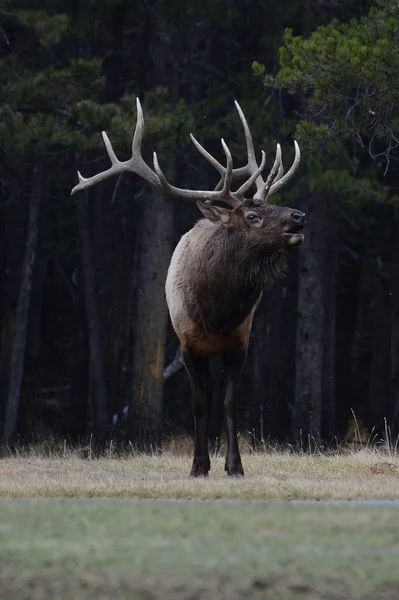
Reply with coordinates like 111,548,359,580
185,220,288,332
203,222,287,289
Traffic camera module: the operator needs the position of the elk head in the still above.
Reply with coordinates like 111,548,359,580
71,99,304,251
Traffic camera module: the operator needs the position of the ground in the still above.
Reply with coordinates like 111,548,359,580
1,449,399,599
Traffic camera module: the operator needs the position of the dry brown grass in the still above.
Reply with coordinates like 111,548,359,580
1,445,399,499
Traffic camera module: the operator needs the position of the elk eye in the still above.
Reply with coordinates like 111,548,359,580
246,212,260,222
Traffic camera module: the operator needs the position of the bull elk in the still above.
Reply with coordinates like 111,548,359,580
71,99,305,477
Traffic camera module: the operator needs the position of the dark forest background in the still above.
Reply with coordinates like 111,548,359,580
0,0,398,449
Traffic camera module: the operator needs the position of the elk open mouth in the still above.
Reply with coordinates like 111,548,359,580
283,223,305,246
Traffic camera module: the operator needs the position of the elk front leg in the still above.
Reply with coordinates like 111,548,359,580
222,348,246,477
182,351,212,477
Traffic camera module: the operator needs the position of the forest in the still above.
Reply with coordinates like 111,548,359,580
0,0,398,450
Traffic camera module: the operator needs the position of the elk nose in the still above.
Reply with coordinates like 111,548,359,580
290,210,305,225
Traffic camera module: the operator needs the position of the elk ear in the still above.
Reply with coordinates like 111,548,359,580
196,201,231,224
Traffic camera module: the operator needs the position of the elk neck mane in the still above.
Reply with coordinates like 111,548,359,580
191,218,288,291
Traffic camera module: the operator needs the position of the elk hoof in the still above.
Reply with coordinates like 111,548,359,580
190,457,210,477
225,457,244,477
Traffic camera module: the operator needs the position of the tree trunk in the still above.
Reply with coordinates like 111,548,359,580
67,267,90,442
19,187,51,442
251,308,268,445
129,185,174,450
0,184,29,430
77,192,109,442
391,210,399,435
367,273,392,435
291,193,336,446
128,16,178,451
321,201,337,441
3,154,42,443
392,303,399,435
255,261,298,444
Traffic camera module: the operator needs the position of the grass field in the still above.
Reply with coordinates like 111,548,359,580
0,448,398,500
1,448,399,599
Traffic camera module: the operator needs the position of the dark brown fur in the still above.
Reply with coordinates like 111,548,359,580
185,223,287,335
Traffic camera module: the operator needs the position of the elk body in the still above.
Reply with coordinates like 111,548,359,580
72,99,305,477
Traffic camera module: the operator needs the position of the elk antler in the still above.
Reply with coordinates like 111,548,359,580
71,98,160,195
153,144,266,207
71,98,267,208
190,101,301,202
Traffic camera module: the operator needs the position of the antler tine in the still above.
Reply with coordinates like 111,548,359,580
130,98,160,187
219,138,234,198
190,133,249,179
253,144,282,202
190,103,267,197
274,156,285,184
72,131,128,195
234,103,301,202
233,101,266,197
153,138,239,206
132,96,144,153
235,150,266,198
71,98,160,195
267,140,301,198
190,133,249,192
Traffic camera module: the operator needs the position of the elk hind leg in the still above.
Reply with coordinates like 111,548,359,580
182,350,212,477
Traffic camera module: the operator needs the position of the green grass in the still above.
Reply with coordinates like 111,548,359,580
1,499,399,599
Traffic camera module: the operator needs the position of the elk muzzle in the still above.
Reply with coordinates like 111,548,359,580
283,210,306,246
